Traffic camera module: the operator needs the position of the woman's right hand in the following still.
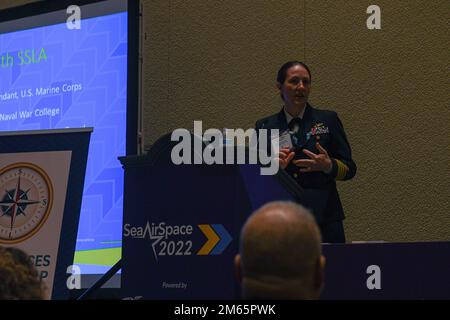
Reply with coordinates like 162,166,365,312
278,148,295,169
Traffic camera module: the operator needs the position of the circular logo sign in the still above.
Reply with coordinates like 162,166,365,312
0,162,53,244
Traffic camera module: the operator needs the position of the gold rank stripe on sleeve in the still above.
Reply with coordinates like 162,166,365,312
335,159,349,180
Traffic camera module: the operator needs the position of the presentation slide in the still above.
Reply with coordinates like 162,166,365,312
0,1,129,276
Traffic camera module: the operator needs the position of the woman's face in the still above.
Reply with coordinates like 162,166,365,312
278,64,311,109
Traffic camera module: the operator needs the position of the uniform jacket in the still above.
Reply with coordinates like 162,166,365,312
255,103,356,223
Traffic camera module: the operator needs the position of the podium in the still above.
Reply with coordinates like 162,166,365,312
119,133,327,299
119,133,450,300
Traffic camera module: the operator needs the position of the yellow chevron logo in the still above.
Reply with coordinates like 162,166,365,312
197,224,220,255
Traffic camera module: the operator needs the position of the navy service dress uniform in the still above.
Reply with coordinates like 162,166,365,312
256,103,356,243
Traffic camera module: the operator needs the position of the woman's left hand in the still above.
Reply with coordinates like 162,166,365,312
292,143,333,173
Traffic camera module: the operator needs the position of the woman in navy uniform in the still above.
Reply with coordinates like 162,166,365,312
256,61,356,243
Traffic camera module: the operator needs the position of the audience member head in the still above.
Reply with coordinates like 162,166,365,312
0,246,45,299
235,201,325,299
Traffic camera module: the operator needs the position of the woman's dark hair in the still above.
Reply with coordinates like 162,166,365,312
277,61,312,84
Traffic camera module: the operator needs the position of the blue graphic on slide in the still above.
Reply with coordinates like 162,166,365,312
0,12,128,270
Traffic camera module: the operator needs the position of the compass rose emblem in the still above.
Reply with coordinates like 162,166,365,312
0,163,53,244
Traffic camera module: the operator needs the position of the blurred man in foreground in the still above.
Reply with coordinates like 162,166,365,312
235,201,325,299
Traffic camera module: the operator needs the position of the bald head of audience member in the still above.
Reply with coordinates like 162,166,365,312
235,201,325,300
